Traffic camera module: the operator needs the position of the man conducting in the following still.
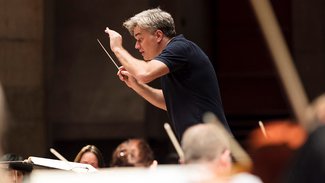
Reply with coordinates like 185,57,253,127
105,8,230,140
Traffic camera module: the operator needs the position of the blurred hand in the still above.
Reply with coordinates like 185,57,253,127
105,27,123,52
149,160,158,169
117,66,138,88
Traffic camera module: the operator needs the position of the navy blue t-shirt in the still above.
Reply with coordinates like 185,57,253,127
155,34,230,140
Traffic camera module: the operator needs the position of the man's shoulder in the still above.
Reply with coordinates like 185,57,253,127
171,34,189,43
167,35,195,52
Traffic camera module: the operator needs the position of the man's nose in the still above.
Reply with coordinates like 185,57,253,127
135,42,140,49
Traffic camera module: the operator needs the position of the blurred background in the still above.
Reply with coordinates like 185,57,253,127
1,0,325,182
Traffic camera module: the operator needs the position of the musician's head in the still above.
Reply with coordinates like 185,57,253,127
0,153,32,183
74,145,105,168
110,138,154,167
181,123,231,172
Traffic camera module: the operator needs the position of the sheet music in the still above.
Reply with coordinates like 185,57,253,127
28,156,97,173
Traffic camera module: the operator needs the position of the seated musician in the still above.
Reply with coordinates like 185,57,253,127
110,138,157,168
74,145,105,169
181,123,263,183
0,153,33,183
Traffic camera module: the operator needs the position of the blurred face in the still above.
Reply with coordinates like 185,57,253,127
2,169,24,183
127,141,141,165
133,26,162,61
80,152,99,169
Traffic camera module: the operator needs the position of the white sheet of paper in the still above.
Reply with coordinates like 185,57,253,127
28,156,97,173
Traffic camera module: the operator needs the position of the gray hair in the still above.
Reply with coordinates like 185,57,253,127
181,123,230,164
123,8,176,38
305,94,325,130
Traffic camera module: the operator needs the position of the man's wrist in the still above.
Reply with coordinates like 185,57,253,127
112,47,123,54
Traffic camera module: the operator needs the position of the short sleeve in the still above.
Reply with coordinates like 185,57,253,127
155,39,189,73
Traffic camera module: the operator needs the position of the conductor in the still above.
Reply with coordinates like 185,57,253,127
105,8,230,140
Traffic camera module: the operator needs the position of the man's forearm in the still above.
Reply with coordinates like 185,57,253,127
113,47,146,78
132,82,167,111
114,48,169,84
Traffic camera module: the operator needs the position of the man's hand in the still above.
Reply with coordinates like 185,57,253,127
117,66,138,88
105,27,123,53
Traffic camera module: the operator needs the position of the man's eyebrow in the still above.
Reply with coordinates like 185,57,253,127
134,32,141,37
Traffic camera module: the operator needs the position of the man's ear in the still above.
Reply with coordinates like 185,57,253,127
155,30,164,43
219,149,232,168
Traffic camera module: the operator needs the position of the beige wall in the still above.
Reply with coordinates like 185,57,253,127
0,0,46,157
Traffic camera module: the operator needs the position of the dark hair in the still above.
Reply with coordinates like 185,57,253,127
74,145,105,168
1,153,33,173
110,138,154,167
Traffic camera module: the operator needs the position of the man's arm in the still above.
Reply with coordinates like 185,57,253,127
133,82,166,111
117,68,167,110
105,28,169,83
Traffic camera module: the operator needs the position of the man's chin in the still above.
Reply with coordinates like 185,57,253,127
143,56,152,62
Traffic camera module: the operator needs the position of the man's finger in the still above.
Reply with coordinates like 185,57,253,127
105,27,110,34
117,73,125,81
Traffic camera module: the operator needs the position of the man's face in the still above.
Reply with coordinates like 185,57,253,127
133,26,160,61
